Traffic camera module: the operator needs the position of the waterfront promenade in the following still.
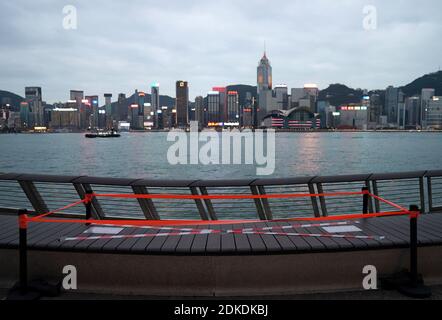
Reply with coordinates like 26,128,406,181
0,170,442,297
1,212,442,296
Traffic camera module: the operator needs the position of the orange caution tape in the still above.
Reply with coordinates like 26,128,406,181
19,214,28,229
23,190,418,228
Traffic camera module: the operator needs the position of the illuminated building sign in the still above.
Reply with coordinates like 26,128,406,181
208,122,224,127
341,106,367,111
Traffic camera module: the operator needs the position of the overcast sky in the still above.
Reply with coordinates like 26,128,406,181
0,0,441,103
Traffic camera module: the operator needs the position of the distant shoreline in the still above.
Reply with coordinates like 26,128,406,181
1,129,442,134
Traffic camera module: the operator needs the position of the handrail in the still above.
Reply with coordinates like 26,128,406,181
0,170,441,220
1,170,442,186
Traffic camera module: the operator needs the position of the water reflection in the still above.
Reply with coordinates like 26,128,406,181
0,132,442,178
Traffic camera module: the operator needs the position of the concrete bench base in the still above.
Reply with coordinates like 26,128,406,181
1,247,442,297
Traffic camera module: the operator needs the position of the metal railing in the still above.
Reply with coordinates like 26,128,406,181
0,170,441,220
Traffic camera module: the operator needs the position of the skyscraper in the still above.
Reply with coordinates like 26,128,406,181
405,96,421,128
426,96,442,129
104,93,113,128
25,87,43,127
385,86,399,125
227,91,240,123
257,51,272,122
70,90,84,103
212,87,226,122
195,96,204,127
175,81,189,127
19,102,30,128
421,88,435,126
290,88,305,107
151,83,160,128
304,84,319,113
84,95,99,128
117,93,126,121
274,85,288,110
207,91,220,123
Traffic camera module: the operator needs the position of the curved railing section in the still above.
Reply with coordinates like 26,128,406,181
0,170,441,220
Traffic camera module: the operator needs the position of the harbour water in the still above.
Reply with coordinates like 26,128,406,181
0,131,441,179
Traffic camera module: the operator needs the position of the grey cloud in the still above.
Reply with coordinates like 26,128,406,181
0,0,441,102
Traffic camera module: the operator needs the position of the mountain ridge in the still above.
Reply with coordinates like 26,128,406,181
2,71,442,109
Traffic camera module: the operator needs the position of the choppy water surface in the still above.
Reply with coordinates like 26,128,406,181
0,132,441,179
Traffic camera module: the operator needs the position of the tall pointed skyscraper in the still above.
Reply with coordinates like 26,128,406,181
257,49,273,123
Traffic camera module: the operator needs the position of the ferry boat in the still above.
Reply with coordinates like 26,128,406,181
85,129,121,138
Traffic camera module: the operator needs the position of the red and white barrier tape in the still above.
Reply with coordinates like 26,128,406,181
62,229,220,241
234,230,385,241
93,220,354,233
61,222,384,242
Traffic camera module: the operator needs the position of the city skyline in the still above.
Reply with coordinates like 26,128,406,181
1,0,442,102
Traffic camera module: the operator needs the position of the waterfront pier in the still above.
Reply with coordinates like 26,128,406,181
1,170,442,297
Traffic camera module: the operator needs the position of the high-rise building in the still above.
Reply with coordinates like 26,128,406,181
421,88,435,126
129,103,139,129
317,100,330,128
426,96,442,129
104,93,113,128
274,85,288,110
227,91,240,123
70,90,84,103
19,102,31,128
303,84,319,113
117,93,127,121
136,91,145,115
212,87,227,122
25,87,43,127
175,81,189,127
405,96,421,128
368,94,382,127
257,51,272,122
151,83,160,128
385,86,399,125
50,107,80,130
241,92,254,127
194,96,204,127
207,91,220,123
85,95,99,128
69,90,84,128
290,88,305,107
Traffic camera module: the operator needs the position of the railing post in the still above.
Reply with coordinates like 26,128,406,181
85,190,92,225
18,209,28,295
396,205,432,298
8,209,59,300
362,187,369,214
409,205,418,286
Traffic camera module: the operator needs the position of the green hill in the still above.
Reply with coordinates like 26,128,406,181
318,84,363,106
400,71,442,96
